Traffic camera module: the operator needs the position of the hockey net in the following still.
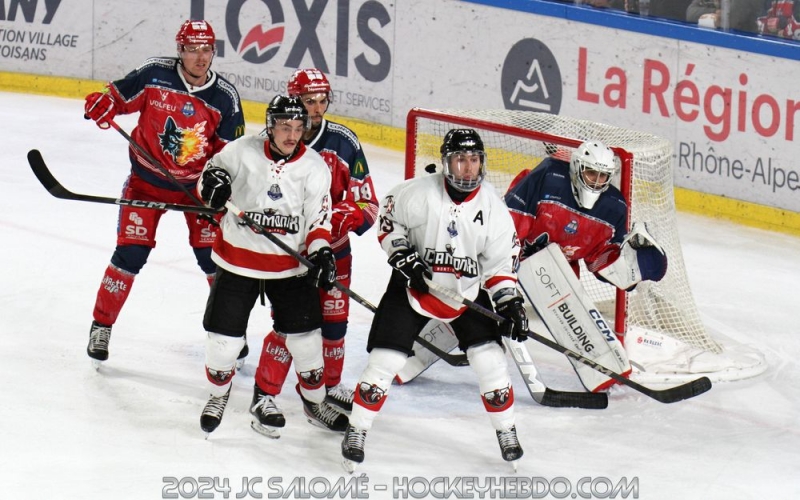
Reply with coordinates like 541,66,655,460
405,108,765,383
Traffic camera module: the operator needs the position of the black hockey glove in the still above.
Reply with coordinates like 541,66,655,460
388,248,432,294
307,247,337,291
496,296,529,342
200,167,232,210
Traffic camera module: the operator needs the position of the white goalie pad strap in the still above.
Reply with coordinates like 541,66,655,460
517,244,631,392
395,320,459,384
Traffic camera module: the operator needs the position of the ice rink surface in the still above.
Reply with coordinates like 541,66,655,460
1,92,798,500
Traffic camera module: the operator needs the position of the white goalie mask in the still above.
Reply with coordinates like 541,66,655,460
569,140,618,210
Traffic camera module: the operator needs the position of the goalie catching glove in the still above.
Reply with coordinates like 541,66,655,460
307,247,336,291
493,289,529,342
597,222,668,290
389,248,432,294
200,167,232,210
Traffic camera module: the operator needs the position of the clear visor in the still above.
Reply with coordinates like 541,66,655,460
180,44,215,54
443,151,486,191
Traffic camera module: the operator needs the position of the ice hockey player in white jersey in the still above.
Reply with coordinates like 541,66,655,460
196,95,348,436
341,129,529,471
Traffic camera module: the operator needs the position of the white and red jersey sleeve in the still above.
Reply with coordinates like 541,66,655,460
200,136,332,279
378,174,519,322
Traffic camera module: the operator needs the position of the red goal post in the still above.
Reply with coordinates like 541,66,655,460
405,108,766,383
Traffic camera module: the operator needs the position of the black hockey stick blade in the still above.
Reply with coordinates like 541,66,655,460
538,388,608,409
530,329,713,404
414,335,469,367
27,150,219,215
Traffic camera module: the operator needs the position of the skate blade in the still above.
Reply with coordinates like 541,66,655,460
509,459,519,473
235,358,246,370
91,359,103,371
250,419,281,439
342,458,359,474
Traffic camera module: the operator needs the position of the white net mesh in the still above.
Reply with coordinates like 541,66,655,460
406,108,765,381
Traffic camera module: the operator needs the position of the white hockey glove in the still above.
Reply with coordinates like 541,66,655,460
598,222,668,290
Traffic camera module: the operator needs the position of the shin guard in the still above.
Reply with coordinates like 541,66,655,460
255,331,293,396
323,337,346,388
92,264,135,325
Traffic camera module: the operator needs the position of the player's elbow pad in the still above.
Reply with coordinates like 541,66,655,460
596,245,668,290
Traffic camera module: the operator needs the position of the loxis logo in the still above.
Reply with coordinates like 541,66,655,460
501,38,562,114
225,0,285,64
191,0,392,82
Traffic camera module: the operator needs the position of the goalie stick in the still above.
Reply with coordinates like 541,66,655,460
425,279,712,404
27,150,219,215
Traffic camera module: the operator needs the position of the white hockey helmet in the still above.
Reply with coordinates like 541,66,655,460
569,140,618,209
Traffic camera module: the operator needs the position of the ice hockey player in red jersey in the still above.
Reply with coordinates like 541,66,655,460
253,68,379,426
340,129,527,472
82,20,245,368
504,140,667,290
197,95,348,436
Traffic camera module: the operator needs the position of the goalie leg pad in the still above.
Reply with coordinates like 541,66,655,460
395,320,459,384
518,244,631,392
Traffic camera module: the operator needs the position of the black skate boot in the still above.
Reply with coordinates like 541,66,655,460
325,384,354,413
200,387,231,436
496,425,523,469
296,384,349,432
250,384,285,439
87,321,112,369
341,425,367,473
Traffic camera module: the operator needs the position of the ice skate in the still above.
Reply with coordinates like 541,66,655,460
325,383,354,413
200,387,231,437
341,425,367,474
87,321,112,370
496,425,523,471
249,384,285,439
296,385,348,432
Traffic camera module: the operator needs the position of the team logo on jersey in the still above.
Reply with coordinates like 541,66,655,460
564,220,578,235
181,102,196,117
447,220,458,238
267,184,282,200
383,195,395,214
422,248,478,278
159,116,209,166
240,208,300,234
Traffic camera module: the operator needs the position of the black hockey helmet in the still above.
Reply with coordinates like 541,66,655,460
266,94,310,131
440,128,486,192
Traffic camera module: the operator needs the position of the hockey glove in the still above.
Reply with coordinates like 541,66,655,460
84,91,116,129
495,295,529,342
200,167,232,210
330,200,365,240
307,247,337,291
389,248,432,294
624,222,668,282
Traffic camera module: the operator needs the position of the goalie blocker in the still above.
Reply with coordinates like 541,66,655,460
517,244,631,392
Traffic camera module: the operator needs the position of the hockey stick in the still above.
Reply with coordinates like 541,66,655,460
425,279,712,404
27,149,219,215
222,201,470,368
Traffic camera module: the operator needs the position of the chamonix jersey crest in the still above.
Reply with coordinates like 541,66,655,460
378,174,519,321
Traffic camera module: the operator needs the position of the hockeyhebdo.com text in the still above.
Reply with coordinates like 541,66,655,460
162,475,639,499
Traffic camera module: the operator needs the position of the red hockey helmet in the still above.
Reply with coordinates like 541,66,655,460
176,20,216,48
287,68,331,97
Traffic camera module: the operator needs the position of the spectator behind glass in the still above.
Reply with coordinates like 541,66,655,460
758,0,800,39
687,0,765,32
